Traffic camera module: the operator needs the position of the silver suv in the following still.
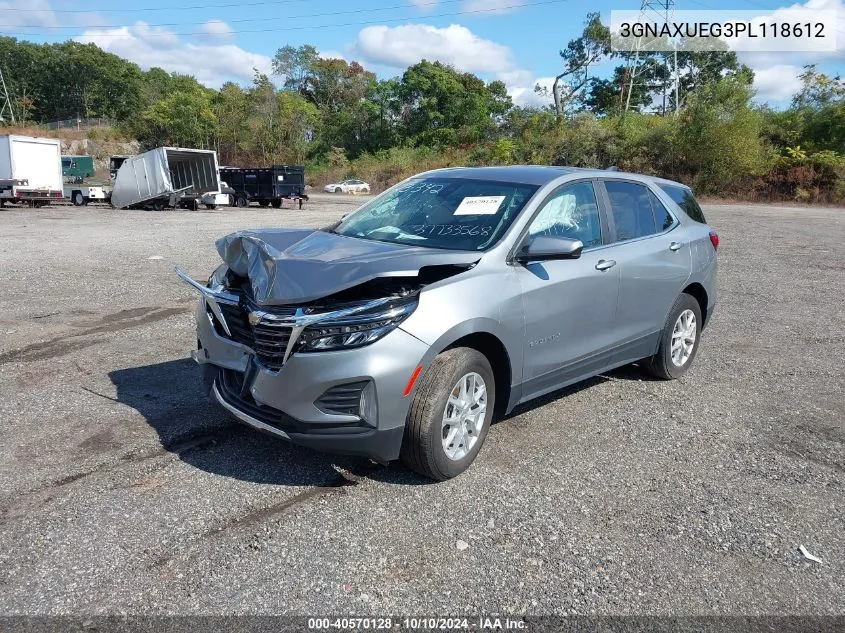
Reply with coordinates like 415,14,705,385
177,166,718,480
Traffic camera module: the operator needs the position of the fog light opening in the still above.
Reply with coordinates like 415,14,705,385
359,380,378,425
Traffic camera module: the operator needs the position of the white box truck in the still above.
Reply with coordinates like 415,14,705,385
0,135,64,207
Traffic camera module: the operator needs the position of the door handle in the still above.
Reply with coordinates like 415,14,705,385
595,259,616,271
669,241,682,251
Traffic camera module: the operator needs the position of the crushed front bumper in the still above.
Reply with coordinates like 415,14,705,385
193,297,428,462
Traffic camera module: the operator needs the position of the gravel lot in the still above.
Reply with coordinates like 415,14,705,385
0,196,842,616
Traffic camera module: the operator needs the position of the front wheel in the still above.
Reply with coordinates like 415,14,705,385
205,204,216,210
334,187,343,194
271,199,282,209
643,293,703,380
72,191,84,206
400,347,495,481
235,195,248,208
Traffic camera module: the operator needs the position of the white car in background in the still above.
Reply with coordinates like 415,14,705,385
324,179,371,194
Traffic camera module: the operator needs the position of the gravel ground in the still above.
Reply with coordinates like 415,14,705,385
0,196,842,616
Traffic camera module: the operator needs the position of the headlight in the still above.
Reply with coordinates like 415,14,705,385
207,264,230,289
298,298,417,352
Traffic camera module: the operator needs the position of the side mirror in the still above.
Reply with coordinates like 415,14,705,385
515,235,584,263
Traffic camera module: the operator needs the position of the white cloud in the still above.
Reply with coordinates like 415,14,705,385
355,23,550,108
318,49,347,61
509,75,556,107
199,19,234,42
355,23,514,74
0,0,58,27
75,22,272,87
0,0,107,29
751,64,805,104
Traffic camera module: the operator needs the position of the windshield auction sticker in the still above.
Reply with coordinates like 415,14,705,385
454,196,506,215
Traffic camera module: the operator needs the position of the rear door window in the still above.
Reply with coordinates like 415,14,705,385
604,181,657,242
659,184,707,223
648,190,675,231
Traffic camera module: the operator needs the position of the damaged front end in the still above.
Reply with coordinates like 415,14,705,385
173,227,478,462
176,264,421,369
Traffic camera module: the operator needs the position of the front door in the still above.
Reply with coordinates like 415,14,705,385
516,180,620,400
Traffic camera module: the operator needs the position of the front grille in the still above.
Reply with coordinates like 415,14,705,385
315,381,369,416
251,320,293,371
212,301,296,371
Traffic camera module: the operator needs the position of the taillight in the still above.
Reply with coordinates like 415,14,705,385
709,230,719,250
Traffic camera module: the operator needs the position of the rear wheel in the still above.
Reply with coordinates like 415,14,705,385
205,204,216,210
643,293,702,380
258,199,270,207
400,347,495,481
334,187,343,194
151,199,165,211
271,198,282,209
72,191,84,206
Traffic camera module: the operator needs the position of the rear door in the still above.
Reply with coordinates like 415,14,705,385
596,179,692,362
516,180,621,397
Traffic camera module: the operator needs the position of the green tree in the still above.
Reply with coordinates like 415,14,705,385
672,76,768,192
539,13,611,117
271,44,319,93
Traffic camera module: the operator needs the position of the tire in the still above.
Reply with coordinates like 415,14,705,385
205,204,216,210
334,187,343,194
151,199,165,211
235,195,248,208
362,188,370,194
271,199,282,209
72,191,84,206
258,200,270,207
400,347,495,481
643,293,703,380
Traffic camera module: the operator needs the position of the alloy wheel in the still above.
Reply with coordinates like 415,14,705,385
670,309,697,367
441,372,487,461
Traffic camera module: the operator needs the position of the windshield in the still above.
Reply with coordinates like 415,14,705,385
333,177,539,251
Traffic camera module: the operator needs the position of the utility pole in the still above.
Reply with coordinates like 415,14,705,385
622,0,679,114
0,66,15,124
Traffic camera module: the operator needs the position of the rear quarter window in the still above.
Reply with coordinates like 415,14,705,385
659,184,707,224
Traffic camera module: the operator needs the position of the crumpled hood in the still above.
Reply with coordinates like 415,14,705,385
216,228,480,305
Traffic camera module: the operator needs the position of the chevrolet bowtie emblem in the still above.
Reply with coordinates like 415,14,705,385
247,311,262,326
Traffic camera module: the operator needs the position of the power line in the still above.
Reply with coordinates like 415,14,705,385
0,0,460,30
0,0,315,12
1,0,565,38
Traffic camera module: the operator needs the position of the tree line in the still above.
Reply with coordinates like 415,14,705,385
0,17,842,201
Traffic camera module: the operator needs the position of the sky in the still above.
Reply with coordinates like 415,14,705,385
1,0,843,109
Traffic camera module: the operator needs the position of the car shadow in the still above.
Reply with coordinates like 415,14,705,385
108,358,389,487
109,358,657,488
